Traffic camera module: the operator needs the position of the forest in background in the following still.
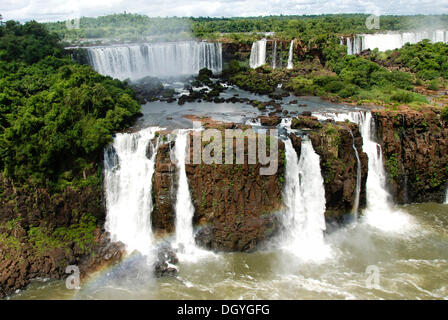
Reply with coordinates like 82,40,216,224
43,13,448,43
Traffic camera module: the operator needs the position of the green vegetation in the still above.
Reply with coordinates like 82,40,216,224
43,13,448,44
0,20,141,188
386,153,400,180
0,214,98,256
377,40,448,80
46,14,194,42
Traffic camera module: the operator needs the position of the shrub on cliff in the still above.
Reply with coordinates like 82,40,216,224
441,106,448,122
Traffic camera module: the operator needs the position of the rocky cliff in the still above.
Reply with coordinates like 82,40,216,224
151,124,285,252
290,115,368,221
374,106,448,204
0,173,124,298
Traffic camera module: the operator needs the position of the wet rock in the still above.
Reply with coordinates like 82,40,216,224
307,122,368,221
130,76,164,102
184,130,285,252
374,107,448,203
152,141,176,234
258,115,281,126
154,242,179,278
291,116,322,130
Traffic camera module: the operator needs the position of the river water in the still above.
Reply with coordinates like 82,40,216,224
9,203,448,300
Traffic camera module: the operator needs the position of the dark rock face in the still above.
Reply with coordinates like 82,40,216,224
151,128,285,252
291,115,323,130
307,122,368,221
221,42,253,63
154,242,179,277
0,224,125,298
152,141,176,234
0,174,104,227
78,231,126,280
186,131,285,252
258,115,281,126
374,107,448,204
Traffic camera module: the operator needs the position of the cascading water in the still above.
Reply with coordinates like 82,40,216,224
249,39,267,69
313,111,415,232
272,41,277,69
103,127,160,254
280,137,331,261
346,30,448,54
172,130,212,262
349,130,361,218
87,41,222,80
354,112,414,231
287,40,294,69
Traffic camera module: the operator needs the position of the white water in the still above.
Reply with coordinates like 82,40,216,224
346,30,448,54
245,118,262,126
445,189,448,204
272,41,277,69
103,127,160,254
281,138,331,262
87,41,222,80
349,129,362,218
287,40,294,69
172,130,213,262
249,39,267,69
312,111,415,233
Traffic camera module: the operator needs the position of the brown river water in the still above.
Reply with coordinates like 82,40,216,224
9,203,448,300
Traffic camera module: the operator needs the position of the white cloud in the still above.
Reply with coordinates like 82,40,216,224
0,0,447,22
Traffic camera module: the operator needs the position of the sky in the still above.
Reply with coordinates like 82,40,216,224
1,0,448,22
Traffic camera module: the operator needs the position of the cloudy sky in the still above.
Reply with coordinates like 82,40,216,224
1,0,447,22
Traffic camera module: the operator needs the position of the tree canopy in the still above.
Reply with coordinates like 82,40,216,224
0,20,141,187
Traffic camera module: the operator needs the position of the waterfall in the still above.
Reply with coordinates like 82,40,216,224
312,111,414,232
287,40,294,69
346,37,353,55
346,30,448,54
349,129,361,218
172,129,213,262
445,188,448,204
278,42,283,69
103,127,160,254
272,41,277,69
86,41,222,80
281,137,331,261
249,39,267,69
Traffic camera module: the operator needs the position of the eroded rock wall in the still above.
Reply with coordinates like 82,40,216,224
374,107,448,204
